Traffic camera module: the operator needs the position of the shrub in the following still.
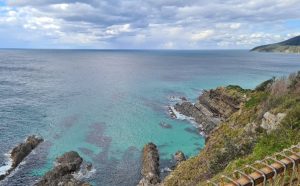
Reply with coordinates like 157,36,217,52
270,77,289,97
255,77,274,91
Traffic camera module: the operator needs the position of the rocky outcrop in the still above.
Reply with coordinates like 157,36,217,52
35,151,90,186
173,87,246,135
163,72,300,186
0,135,43,181
174,151,186,166
261,112,286,133
251,35,300,53
138,143,160,186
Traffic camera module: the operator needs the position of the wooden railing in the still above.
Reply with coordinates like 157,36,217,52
204,143,300,186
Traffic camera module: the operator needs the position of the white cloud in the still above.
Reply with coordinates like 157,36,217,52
1,0,300,48
106,24,131,35
191,30,215,41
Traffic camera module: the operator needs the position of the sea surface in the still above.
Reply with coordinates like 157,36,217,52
0,50,299,185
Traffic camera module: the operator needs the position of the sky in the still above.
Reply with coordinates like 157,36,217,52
0,0,299,49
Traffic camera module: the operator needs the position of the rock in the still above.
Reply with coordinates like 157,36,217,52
35,151,91,186
86,163,92,171
11,135,43,168
173,87,245,135
261,112,286,133
174,151,186,165
0,135,43,181
180,96,187,101
244,122,259,134
138,143,160,186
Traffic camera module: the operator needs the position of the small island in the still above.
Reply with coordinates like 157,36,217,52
251,35,300,53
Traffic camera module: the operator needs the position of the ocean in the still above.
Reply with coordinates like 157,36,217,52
0,50,299,185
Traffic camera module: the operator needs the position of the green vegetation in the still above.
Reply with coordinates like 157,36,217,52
244,92,268,108
255,77,274,91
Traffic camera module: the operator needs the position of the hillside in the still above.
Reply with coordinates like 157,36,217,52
163,71,300,185
251,36,300,53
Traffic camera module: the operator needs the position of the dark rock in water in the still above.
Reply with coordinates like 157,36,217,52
174,151,186,166
170,151,186,170
86,163,93,171
0,135,43,181
11,135,43,168
159,122,172,129
35,151,91,186
180,96,187,101
138,143,160,186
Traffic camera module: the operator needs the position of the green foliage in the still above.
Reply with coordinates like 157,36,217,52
288,71,300,90
245,92,268,108
223,103,300,175
281,104,300,129
255,77,275,91
226,85,244,91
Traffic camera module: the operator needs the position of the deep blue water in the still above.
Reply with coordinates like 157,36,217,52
0,50,299,185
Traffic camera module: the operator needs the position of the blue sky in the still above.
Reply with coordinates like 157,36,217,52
0,0,299,49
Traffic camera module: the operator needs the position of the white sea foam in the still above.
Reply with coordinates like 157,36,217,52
167,96,183,102
169,106,194,121
73,165,96,180
160,167,172,173
169,106,206,136
0,153,12,176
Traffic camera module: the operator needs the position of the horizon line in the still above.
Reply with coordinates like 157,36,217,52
0,48,250,51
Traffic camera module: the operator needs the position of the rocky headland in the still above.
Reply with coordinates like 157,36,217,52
171,86,247,136
0,135,43,181
251,35,300,53
162,71,300,185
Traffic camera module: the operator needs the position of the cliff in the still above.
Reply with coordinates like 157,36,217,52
163,71,300,185
251,35,300,53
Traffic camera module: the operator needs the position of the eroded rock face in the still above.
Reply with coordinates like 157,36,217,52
174,87,245,135
261,112,286,133
174,151,186,165
138,143,160,186
0,135,43,181
35,151,90,186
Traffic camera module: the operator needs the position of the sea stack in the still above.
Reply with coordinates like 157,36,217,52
35,151,90,186
138,143,160,186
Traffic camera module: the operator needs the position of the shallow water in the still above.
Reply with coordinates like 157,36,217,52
0,50,299,185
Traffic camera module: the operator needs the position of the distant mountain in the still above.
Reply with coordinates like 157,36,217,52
251,35,300,53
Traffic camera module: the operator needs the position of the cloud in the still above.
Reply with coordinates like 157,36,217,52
1,0,300,48
191,30,215,41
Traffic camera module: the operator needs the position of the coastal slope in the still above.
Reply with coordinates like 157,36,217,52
251,35,300,53
163,71,300,185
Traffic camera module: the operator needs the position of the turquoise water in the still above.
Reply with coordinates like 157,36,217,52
0,50,300,185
